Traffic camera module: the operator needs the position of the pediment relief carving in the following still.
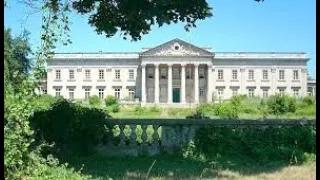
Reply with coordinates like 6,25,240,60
141,38,213,57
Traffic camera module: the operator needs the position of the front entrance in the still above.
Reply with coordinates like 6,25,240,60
173,88,180,103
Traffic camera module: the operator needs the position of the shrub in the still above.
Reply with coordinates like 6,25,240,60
257,99,269,119
192,125,316,165
196,104,215,117
30,99,111,155
302,96,316,106
88,95,101,107
295,105,316,116
110,104,120,113
214,103,239,119
134,105,146,115
105,95,118,106
267,95,297,116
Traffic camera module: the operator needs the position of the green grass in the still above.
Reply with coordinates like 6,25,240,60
57,153,316,180
108,105,316,119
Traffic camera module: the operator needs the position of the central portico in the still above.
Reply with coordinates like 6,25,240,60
140,39,215,105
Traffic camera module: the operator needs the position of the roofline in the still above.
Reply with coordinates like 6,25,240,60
52,52,308,55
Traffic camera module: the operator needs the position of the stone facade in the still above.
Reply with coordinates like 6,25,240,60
44,38,310,106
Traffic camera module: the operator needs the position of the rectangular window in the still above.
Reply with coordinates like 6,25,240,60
85,70,91,79
160,68,166,79
115,88,121,99
293,70,299,80
98,89,104,99
42,89,47,95
263,70,268,80
55,88,61,97
199,68,205,79
147,67,154,78
248,88,255,97
69,70,74,80
279,70,285,80
232,88,238,96
217,88,224,100
278,88,285,96
186,67,192,79
128,69,134,80
218,70,223,80
55,70,61,80
115,70,120,80
69,89,74,100
293,88,299,96
199,88,205,96
232,70,238,80
248,70,254,80
262,89,268,98
173,68,180,79
128,88,135,100
84,88,90,100
99,70,104,80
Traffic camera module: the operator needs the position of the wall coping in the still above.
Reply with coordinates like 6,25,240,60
106,118,316,126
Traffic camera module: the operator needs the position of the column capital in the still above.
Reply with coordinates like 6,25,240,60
181,63,187,67
194,63,200,67
154,63,160,67
141,64,147,68
167,63,173,67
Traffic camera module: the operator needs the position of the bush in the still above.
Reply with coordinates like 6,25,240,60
191,125,316,165
295,105,316,116
110,104,120,113
302,96,316,106
105,95,118,106
30,99,111,155
214,103,239,119
196,104,215,117
88,95,101,107
267,95,297,116
134,105,146,115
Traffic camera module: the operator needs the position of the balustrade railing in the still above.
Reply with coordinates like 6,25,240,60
98,119,316,156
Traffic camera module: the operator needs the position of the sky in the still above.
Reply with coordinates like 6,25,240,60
4,0,316,78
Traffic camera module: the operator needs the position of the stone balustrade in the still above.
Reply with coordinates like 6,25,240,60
97,119,316,157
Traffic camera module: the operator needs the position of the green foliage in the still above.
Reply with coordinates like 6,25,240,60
134,105,147,115
149,106,160,113
257,99,269,118
267,95,297,116
107,103,120,113
190,125,316,166
88,95,101,107
4,28,32,92
295,105,316,116
302,96,316,106
30,99,111,155
105,95,118,106
214,103,239,119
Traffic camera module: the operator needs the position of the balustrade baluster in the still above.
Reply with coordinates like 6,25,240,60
119,125,126,146
152,125,159,146
130,125,137,147
141,125,148,146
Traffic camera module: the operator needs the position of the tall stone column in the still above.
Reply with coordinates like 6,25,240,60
167,64,173,103
181,64,186,103
194,64,199,104
141,64,146,103
207,64,213,103
154,64,160,103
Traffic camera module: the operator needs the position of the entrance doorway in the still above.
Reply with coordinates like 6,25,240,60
173,88,180,103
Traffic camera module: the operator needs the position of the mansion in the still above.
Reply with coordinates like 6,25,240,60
43,38,311,106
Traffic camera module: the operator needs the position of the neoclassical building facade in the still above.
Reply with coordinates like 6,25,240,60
44,39,310,106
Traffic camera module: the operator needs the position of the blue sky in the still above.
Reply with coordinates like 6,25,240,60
5,0,316,78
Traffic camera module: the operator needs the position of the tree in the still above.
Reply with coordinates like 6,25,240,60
14,0,264,42
4,28,32,91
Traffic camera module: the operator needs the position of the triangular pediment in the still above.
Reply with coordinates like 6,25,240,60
141,38,214,57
